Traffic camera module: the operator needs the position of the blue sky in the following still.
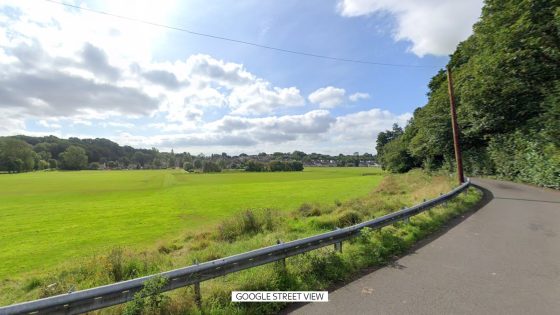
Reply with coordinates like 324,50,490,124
0,0,483,154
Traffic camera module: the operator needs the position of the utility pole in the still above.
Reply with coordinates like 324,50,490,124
446,65,465,184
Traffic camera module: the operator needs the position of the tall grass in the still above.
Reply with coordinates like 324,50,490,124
1,170,481,314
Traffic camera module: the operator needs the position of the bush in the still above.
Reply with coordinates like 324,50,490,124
297,203,322,217
183,162,194,172
124,275,169,315
379,136,416,173
60,146,88,170
48,158,58,169
246,160,304,172
336,210,363,227
245,160,267,172
202,161,222,173
37,159,49,170
488,132,560,189
216,209,278,242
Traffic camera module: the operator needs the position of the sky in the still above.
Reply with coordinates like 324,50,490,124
0,0,484,155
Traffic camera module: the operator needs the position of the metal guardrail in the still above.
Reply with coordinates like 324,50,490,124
0,179,471,315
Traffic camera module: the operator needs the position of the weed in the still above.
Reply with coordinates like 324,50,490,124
124,275,169,315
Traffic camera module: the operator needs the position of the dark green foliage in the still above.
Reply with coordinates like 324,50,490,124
183,161,194,172
378,137,416,173
376,123,403,160
48,158,57,169
60,146,88,170
88,162,101,170
245,160,267,172
202,161,222,173
0,138,36,173
376,0,560,188
246,160,304,172
123,275,169,315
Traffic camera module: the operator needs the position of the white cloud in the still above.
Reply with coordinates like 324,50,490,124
308,86,346,108
228,82,304,115
349,92,370,102
330,108,410,141
0,3,305,130
38,119,62,129
337,0,483,56
114,108,409,154
0,1,413,155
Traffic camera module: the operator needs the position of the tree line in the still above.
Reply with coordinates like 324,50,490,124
0,135,376,173
376,0,559,189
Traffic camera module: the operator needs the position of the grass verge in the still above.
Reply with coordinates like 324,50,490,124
0,170,482,314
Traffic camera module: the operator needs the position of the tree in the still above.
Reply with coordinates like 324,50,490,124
245,160,266,172
202,161,222,173
183,162,194,172
88,162,101,170
37,160,49,170
370,0,560,188
375,124,403,157
60,146,88,170
0,138,36,173
379,136,415,173
48,158,58,169
289,161,304,171
269,160,286,172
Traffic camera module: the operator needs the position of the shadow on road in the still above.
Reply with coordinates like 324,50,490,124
281,184,493,314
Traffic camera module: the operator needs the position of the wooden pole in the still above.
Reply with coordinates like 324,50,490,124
446,66,465,184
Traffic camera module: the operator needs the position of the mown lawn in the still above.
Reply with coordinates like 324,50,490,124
0,167,383,279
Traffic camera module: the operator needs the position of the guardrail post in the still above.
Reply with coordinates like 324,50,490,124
277,239,286,270
191,259,202,309
334,228,342,253
403,207,409,223
194,282,202,309
440,192,447,207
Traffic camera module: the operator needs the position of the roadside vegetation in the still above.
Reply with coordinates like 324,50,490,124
0,168,383,283
0,135,376,173
0,170,481,314
375,0,560,189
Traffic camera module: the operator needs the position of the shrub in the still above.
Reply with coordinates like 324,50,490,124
202,161,222,173
297,203,322,217
183,162,194,172
336,210,363,227
107,248,124,282
216,209,278,241
245,160,267,172
124,275,169,315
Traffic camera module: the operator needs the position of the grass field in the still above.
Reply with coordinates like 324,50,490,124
0,167,384,280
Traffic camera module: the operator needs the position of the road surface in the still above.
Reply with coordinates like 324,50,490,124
290,178,560,315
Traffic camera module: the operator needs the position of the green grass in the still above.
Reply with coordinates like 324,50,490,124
0,167,383,280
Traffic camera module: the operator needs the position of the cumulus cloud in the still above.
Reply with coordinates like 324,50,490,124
0,1,413,154
81,43,121,80
115,108,410,154
228,82,304,115
187,54,255,88
142,69,182,90
349,92,370,102
330,108,411,142
337,0,483,56
308,86,346,108
0,3,306,129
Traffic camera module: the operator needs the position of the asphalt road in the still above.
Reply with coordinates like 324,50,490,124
290,178,560,315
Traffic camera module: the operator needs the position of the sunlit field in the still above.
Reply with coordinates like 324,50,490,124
0,167,383,279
